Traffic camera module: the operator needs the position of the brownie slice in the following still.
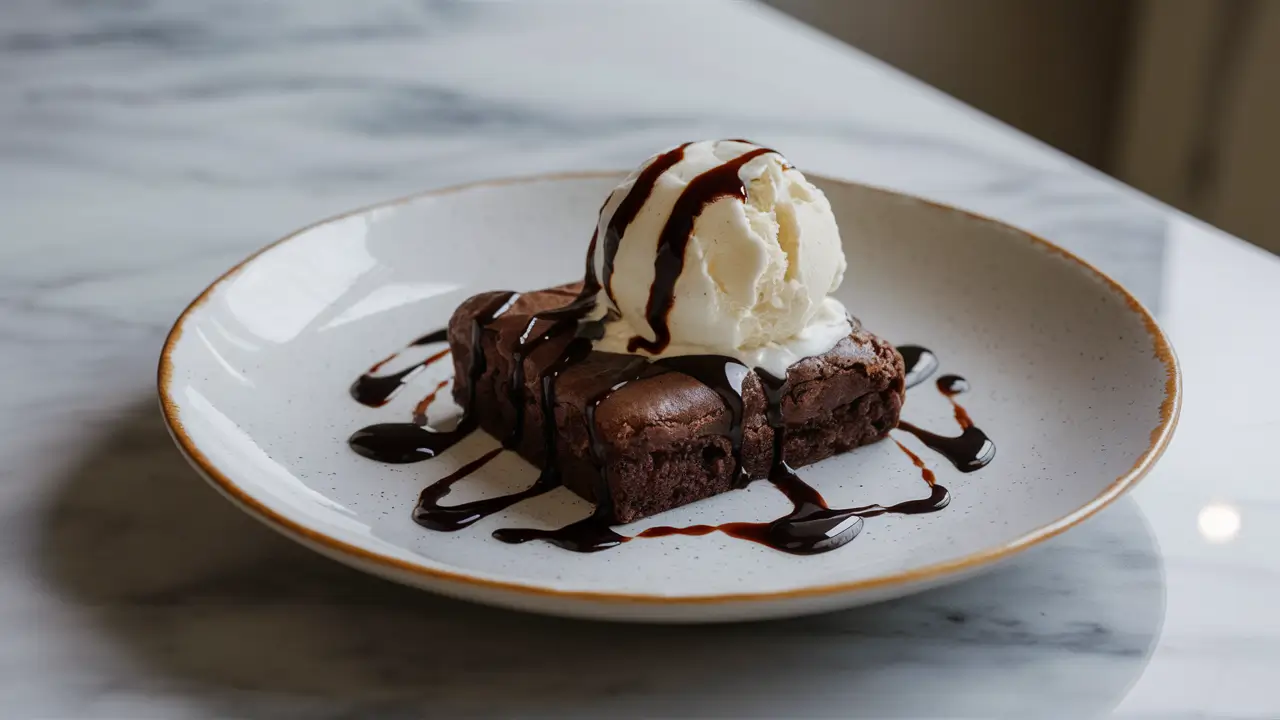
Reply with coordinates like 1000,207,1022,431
448,284,905,524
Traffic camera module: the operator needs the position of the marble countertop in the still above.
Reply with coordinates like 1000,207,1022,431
2,1,1278,717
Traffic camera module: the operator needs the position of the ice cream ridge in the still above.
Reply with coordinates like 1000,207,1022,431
587,139,852,376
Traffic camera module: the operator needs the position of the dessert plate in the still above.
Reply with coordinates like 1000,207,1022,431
158,172,1179,622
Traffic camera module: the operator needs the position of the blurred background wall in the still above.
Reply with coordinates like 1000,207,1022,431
765,0,1280,255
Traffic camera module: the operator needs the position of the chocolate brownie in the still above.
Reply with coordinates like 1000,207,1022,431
448,284,905,524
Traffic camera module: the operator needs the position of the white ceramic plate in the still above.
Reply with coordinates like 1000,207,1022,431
158,172,1179,622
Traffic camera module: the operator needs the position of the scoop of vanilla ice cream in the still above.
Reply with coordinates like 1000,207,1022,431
590,140,850,374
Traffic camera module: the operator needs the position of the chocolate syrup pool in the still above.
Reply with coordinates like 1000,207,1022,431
344,143,993,555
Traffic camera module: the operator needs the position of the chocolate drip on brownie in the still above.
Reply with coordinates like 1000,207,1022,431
652,355,751,488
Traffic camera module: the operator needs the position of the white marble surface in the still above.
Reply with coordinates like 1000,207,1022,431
1,1,1277,717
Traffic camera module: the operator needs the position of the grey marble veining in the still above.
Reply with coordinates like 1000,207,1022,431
1,1,1277,718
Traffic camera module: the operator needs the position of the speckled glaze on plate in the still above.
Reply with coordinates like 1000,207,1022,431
158,173,1179,622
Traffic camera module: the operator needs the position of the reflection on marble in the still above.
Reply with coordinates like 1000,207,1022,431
1,0,1278,717
1198,503,1242,544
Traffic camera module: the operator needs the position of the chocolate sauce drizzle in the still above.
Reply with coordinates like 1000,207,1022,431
937,374,969,396
345,143,996,556
601,143,690,306
897,371,995,473
350,333,450,408
347,293,515,464
411,380,451,425
490,503,629,553
489,355,651,553
898,344,939,390
637,370,950,554
653,355,751,488
626,147,775,355
894,438,937,486
412,318,608,533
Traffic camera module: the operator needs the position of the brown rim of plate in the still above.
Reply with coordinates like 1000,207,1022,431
157,171,1182,606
